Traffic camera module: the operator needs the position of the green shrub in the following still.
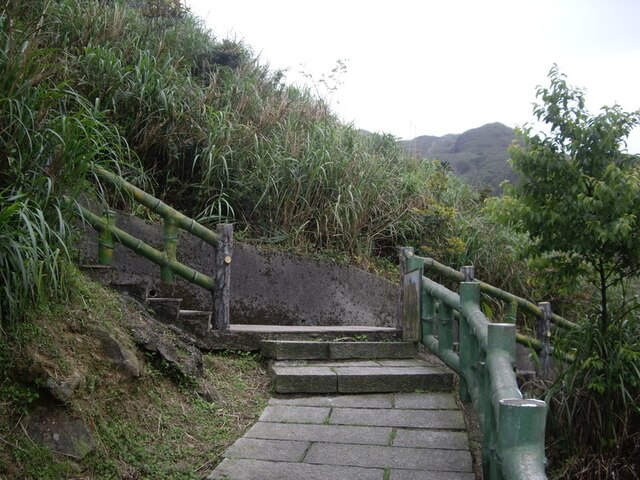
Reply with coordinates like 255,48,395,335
548,307,640,478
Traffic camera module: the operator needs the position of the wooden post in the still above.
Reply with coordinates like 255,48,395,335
399,247,413,331
400,247,421,342
212,224,233,331
537,302,552,378
461,265,475,282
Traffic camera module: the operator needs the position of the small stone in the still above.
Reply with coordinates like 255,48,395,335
44,372,85,403
88,326,140,379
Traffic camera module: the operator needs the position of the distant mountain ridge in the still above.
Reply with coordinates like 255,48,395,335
399,122,518,192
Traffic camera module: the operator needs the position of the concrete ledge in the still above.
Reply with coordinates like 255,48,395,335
336,366,453,393
260,340,418,361
260,340,329,360
271,366,337,394
330,342,417,359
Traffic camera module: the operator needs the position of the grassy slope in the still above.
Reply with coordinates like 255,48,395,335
0,270,270,479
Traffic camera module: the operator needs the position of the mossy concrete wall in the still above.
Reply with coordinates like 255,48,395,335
79,212,398,328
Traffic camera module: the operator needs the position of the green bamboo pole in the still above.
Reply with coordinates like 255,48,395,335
161,217,178,282
94,167,220,247
516,333,542,351
420,256,577,329
78,203,214,291
98,210,115,265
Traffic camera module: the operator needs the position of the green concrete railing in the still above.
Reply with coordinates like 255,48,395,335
71,168,233,330
400,247,549,479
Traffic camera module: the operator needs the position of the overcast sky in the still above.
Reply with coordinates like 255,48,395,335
186,0,640,152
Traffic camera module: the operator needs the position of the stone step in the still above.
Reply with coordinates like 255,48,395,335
147,297,182,323
261,340,417,361
178,310,211,338
270,359,453,394
80,264,115,283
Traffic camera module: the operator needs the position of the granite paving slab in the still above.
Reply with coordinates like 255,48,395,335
392,428,469,450
304,443,473,472
268,393,393,409
329,407,465,430
246,422,392,445
223,438,309,462
393,392,458,410
258,405,330,424
208,392,474,480
207,458,384,480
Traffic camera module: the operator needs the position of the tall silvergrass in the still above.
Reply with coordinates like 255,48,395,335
14,0,461,258
196,65,457,256
0,7,142,325
1,0,503,324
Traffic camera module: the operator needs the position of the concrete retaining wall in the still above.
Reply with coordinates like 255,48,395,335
78,212,398,328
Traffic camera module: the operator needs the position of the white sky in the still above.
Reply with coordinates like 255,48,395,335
186,0,640,152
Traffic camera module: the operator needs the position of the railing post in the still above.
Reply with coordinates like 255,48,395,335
458,281,479,403
400,247,422,342
421,288,434,342
478,357,491,478
161,217,178,282
439,302,453,353
497,398,548,479
537,302,552,378
212,223,233,331
505,301,518,324
487,323,518,479
98,210,116,265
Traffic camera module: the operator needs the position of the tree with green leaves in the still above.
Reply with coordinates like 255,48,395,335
499,65,640,332
493,66,640,474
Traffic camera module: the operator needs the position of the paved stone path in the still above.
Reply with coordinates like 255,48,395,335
207,392,474,480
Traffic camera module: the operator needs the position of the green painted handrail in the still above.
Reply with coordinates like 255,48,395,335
422,275,542,352
400,248,548,479
421,256,578,330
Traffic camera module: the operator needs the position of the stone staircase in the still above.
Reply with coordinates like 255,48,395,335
261,340,454,395
208,341,472,480
81,265,215,337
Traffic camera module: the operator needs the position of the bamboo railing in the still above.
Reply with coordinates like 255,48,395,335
72,169,233,331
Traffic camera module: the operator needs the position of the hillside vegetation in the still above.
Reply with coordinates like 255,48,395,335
0,0,522,327
400,122,517,192
0,268,269,479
